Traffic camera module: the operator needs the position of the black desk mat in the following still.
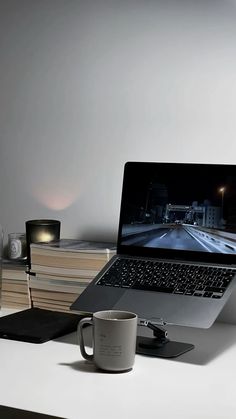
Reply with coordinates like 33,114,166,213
0,307,83,343
0,405,65,419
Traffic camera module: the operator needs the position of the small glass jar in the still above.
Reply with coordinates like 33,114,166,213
8,233,27,260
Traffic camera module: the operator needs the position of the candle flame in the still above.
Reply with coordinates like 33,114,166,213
37,232,54,242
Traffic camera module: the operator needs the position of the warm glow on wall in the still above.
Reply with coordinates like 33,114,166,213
30,182,81,210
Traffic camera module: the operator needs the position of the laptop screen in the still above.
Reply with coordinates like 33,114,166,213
117,162,236,263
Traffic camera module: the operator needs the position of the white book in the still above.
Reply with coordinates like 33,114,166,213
30,264,98,278
29,277,87,294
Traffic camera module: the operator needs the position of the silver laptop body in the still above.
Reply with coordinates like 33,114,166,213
71,161,236,329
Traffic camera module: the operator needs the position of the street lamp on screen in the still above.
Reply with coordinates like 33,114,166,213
219,186,226,220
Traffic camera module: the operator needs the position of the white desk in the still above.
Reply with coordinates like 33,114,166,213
0,308,236,419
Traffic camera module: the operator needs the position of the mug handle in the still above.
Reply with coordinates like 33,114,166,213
77,317,94,361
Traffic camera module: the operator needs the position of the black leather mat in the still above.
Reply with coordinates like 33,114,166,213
0,307,83,343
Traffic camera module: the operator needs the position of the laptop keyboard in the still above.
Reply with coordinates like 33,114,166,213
97,258,236,299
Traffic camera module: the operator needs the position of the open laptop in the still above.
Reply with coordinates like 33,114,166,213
71,161,236,330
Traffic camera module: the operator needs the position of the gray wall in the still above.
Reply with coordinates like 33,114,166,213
1,0,236,321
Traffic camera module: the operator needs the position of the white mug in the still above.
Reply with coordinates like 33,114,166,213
78,310,138,372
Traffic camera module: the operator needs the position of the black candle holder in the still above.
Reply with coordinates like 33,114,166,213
25,219,60,267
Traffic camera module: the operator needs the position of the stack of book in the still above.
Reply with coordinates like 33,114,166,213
1,259,31,309
28,239,116,313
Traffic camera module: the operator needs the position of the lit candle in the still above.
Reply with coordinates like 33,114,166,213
25,219,60,267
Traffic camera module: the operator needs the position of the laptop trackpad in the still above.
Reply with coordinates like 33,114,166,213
113,290,220,328
113,290,168,322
